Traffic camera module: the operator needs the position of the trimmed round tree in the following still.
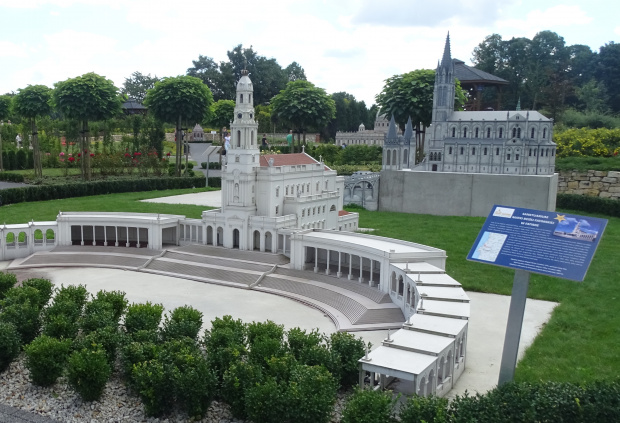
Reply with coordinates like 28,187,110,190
13,85,52,178
0,95,12,171
271,80,336,152
53,73,122,180
144,76,213,177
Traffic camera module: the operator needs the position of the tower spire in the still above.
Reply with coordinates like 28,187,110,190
441,32,451,68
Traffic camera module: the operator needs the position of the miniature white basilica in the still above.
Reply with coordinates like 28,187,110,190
202,70,359,252
384,35,557,175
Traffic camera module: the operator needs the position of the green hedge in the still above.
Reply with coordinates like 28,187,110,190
0,172,25,183
0,176,209,206
557,194,620,217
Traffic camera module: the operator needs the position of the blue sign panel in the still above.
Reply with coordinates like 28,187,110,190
467,205,607,281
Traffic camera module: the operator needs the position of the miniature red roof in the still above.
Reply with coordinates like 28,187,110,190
338,210,350,216
259,153,319,167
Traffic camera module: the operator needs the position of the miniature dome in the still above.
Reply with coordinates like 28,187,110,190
358,123,366,131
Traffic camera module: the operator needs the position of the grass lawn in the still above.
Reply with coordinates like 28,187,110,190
1,191,618,384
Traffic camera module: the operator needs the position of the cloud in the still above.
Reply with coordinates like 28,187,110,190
351,0,512,27
615,26,620,36
498,5,593,37
324,48,364,59
0,41,28,58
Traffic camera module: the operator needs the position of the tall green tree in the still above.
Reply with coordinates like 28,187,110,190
376,69,465,161
208,99,235,140
53,73,122,180
595,42,620,113
284,62,306,81
271,80,336,152
122,71,160,103
187,55,233,101
144,76,213,176
0,95,11,171
13,85,53,178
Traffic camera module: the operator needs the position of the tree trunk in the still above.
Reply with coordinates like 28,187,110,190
176,115,182,177
82,120,91,181
31,118,42,179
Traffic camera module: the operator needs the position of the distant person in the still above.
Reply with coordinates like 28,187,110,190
261,134,268,149
286,130,293,151
224,133,231,152
15,134,22,147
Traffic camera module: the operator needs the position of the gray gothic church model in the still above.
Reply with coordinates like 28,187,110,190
383,34,557,175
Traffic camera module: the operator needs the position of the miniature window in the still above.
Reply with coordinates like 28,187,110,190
543,128,547,139
487,128,491,138
451,127,456,137
517,128,521,138
330,205,336,212
249,94,252,103
286,186,289,196
313,207,316,215
499,128,503,138
516,154,520,161
449,146,453,154
475,128,479,138
438,152,442,160
240,94,243,103
316,182,319,192
276,187,279,197
301,185,304,193
472,148,476,155
275,206,278,215
307,183,310,192
463,128,467,138
302,209,305,217
325,181,328,189
322,205,325,213
235,155,240,162
484,147,488,155
552,149,555,157
507,154,511,160
531,128,535,138
460,147,464,155
512,127,516,138
496,148,500,155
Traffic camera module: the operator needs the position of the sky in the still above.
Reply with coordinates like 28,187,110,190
0,0,618,106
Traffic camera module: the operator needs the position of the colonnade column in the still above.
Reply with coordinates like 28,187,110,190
314,247,319,273
358,255,364,283
104,227,108,246
92,226,96,246
369,260,375,287
348,254,353,280
126,226,130,247
337,251,342,278
325,250,330,275
80,226,84,246
137,228,141,248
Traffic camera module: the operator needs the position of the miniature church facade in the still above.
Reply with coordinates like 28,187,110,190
384,35,557,176
202,70,359,252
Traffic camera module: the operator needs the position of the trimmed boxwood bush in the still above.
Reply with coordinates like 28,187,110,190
24,335,71,386
0,272,17,300
92,290,128,322
161,305,203,341
66,347,111,402
124,302,164,334
54,284,89,311
21,278,54,309
80,300,117,332
399,395,449,423
222,361,263,419
340,388,398,423
329,331,366,388
0,176,207,206
132,359,170,416
0,172,25,183
74,326,122,364
0,322,21,371
42,299,82,339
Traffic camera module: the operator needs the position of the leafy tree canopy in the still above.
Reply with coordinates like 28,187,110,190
208,99,235,131
53,72,122,122
271,80,336,133
144,75,213,126
12,85,52,119
376,69,465,130
122,71,160,103
0,95,11,120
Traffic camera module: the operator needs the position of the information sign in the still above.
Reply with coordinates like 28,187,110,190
467,205,607,282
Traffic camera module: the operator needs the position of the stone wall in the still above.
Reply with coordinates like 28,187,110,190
558,170,620,199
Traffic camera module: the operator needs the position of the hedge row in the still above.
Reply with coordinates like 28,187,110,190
557,193,620,218
0,176,211,207
0,172,26,183
342,380,620,423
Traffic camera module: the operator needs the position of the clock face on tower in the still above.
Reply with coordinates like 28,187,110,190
237,113,242,119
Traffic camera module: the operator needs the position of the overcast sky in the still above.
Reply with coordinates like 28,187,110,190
0,0,617,105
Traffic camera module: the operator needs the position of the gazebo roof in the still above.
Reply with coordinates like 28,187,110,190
453,59,508,85
122,98,147,111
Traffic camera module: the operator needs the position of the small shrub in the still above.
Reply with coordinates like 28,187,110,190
132,359,170,416
399,395,449,423
171,346,216,418
120,340,160,382
21,278,54,308
24,335,71,386
41,300,82,339
222,361,263,419
81,300,117,332
289,364,338,423
329,331,366,388
124,302,164,334
1,286,45,310
0,322,21,371
244,377,290,423
0,302,41,344
161,305,203,341
340,388,398,423
74,326,121,364
93,290,128,322
0,272,17,300
66,348,111,402
54,284,88,311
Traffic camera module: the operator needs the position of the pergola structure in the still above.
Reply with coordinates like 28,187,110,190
453,59,508,111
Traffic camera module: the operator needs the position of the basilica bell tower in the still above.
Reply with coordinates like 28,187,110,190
221,69,259,216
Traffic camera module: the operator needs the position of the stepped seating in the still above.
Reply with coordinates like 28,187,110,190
52,245,159,256
163,251,273,273
174,244,289,265
260,276,367,324
17,253,149,268
275,267,391,304
145,259,259,286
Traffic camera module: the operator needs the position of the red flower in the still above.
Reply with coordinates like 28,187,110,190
90,153,95,157
166,152,171,156
68,157,75,163
77,153,81,157
125,153,130,157
134,152,141,156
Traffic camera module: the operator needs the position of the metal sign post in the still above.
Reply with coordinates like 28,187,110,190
498,269,530,385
